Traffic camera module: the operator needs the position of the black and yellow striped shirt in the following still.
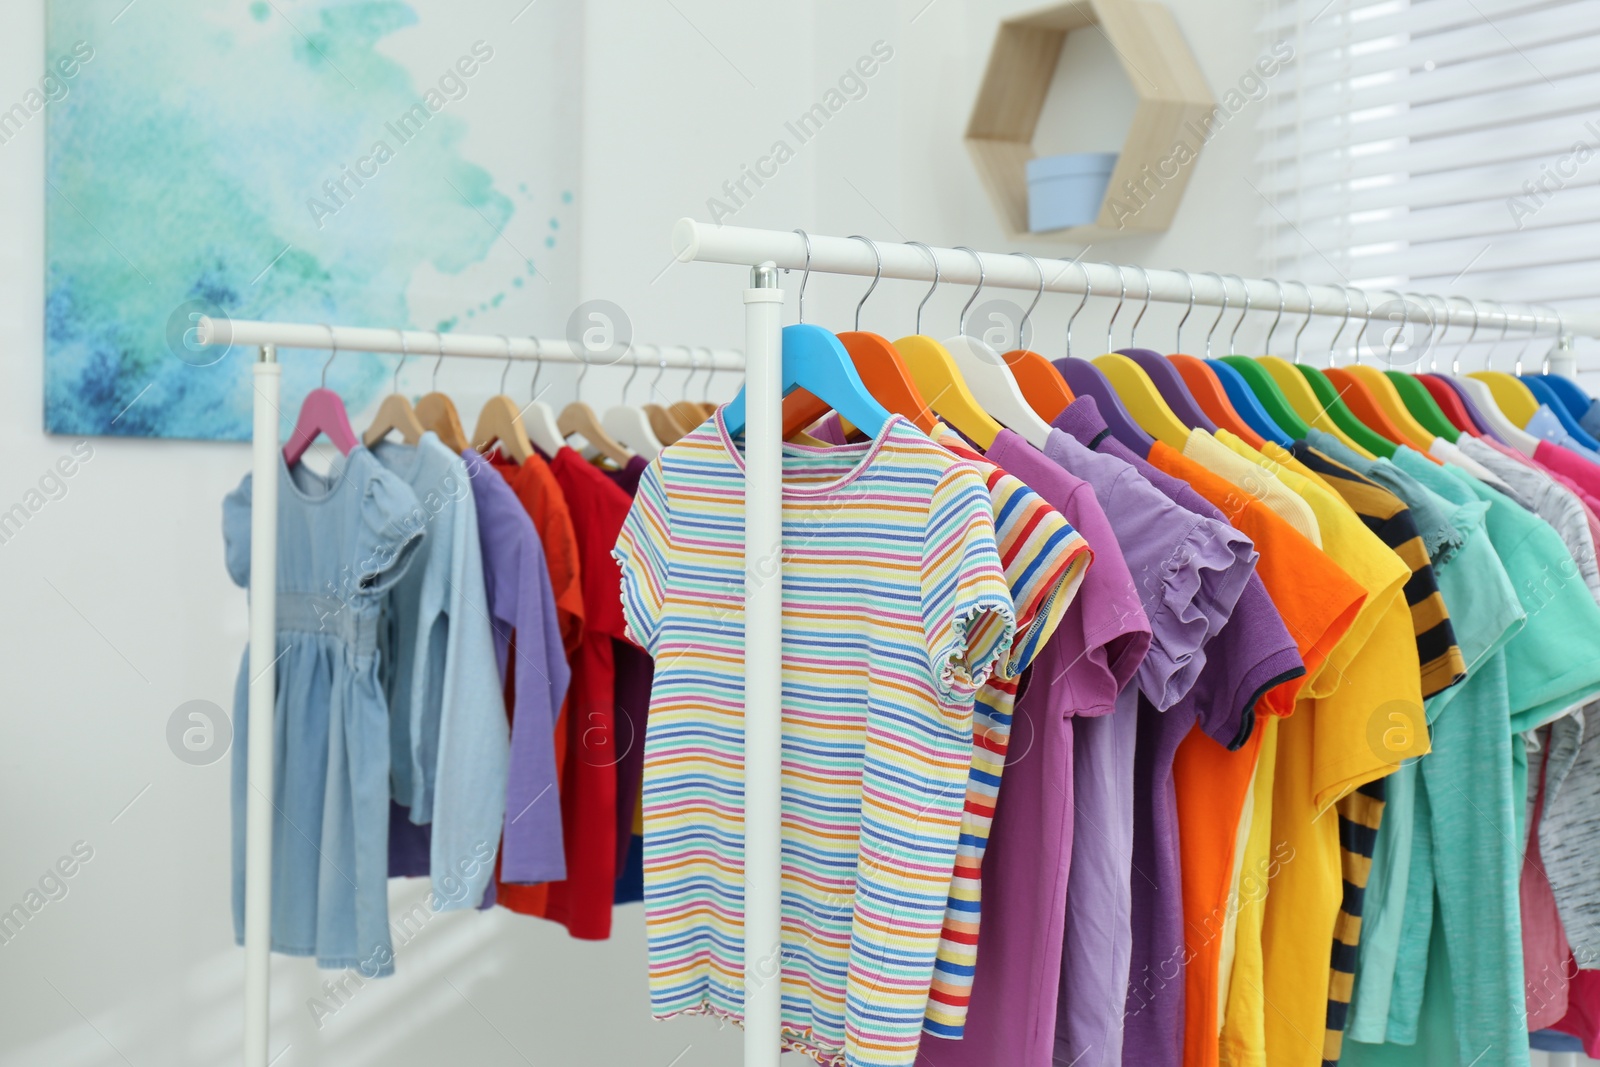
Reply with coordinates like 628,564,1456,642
1287,442,1468,1067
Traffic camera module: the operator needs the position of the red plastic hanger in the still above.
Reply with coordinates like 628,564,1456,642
284,332,359,466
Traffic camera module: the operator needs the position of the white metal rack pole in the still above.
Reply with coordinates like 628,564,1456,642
197,318,744,368
741,264,785,1067
243,346,279,1067
672,219,1600,346
204,322,742,1067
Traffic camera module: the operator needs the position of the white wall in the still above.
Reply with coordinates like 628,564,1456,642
4,1,1573,1065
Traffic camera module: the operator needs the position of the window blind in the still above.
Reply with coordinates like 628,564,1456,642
1258,0,1600,365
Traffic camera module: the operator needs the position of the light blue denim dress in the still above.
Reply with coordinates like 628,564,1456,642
224,447,424,976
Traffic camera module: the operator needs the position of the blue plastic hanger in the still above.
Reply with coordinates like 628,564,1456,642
1197,274,1294,446
1520,306,1593,421
1522,376,1600,451
1051,259,1155,454
723,230,891,439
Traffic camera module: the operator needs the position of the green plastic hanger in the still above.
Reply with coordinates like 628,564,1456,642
1215,275,1310,438
1384,293,1458,441
1289,284,1393,458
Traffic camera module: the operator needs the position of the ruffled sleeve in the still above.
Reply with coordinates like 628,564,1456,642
1134,510,1257,711
222,472,253,588
355,463,426,596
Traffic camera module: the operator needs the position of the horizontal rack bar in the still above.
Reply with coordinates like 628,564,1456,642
673,219,1600,341
195,317,745,369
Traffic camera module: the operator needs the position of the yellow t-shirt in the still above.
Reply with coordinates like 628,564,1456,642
1183,429,1322,547
1213,430,1424,1067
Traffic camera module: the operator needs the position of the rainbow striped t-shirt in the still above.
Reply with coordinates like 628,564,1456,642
613,413,1014,1067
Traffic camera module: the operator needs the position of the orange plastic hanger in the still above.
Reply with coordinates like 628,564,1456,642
1322,367,1414,448
1169,355,1264,448
999,252,1073,420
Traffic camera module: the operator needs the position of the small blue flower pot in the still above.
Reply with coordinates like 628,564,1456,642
1026,152,1118,232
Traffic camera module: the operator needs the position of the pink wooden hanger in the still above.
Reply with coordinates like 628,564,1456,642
283,325,360,466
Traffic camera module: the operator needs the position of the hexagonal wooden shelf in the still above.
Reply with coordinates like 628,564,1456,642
966,0,1215,241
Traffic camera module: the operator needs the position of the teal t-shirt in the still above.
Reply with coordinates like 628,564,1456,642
1342,455,1521,1045
1344,447,1600,1067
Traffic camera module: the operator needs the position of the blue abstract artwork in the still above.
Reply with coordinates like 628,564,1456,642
45,0,578,440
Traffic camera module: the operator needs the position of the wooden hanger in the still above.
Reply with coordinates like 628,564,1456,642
636,347,689,445
363,331,426,447
559,354,635,466
469,336,536,464
725,230,893,440
888,241,1003,448
415,331,470,453
668,349,710,433
602,346,663,460
285,329,360,466
941,246,1053,449
780,236,938,438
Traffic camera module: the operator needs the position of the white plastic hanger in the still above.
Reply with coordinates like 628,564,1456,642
940,245,1053,450
520,337,566,457
603,345,663,460
1444,299,1540,456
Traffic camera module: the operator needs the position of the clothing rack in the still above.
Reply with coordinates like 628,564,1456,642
667,217,1600,1067
203,217,1600,1067
190,316,741,1067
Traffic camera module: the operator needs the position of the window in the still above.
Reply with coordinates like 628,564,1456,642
1259,0,1600,366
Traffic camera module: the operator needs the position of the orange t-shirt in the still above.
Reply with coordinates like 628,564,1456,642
1148,443,1366,1067
489,450,585,919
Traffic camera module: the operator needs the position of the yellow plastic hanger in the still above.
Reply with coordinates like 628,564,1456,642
1466,299,1541,427
892,242,1003,449
1253,281,1374,458
1090,266,1189,449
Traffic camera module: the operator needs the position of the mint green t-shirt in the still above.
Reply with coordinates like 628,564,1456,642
1340,454,1521,1046
1344,447,1600,1067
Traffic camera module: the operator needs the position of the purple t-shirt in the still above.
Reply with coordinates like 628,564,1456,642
932,430,1151,1067
1043,426,1257,1067
1053,397,1305,1067
606,455,653,890
462,448,571,884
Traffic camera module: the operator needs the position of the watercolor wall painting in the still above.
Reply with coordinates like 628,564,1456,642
44,0,579,440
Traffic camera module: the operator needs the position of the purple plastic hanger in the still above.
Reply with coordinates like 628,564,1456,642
1051,261,1157,455
284,329,360,466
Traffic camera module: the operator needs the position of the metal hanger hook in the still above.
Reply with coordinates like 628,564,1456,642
1379,288,1407,366
1288,280,1313,363
1012,252,1045,350
700,347,715,402
1066,258,1093,359
1226,274,1252,355
321,324,338,388
848,235,881,332
1128,264,1152,346
392,330,409,393
1106,265,1127,353
1485,299,1511,369
792,229,814,324
678,347,697,401
1327,286,1354,366
907,241,939,335
1202,271,1230,357
1174,269,1196,353
955,246,985,336
622,343,644,401
1263,279,1285,356
498,334,514,394
528,337,544,401
432,330,446,392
